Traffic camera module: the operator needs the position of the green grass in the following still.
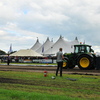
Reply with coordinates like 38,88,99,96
0,71,100,100
0,89,83,100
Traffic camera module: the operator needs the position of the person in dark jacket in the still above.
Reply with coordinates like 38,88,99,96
7,54,10,65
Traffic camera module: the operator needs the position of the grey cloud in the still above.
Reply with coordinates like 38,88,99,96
0,0,100,52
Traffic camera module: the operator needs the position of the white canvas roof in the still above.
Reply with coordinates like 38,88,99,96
36,37,54,54
31,38,42,51
70,37,79,45
43,36,79,56
10,49,43,57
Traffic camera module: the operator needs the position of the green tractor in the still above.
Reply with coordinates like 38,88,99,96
63,44,96,69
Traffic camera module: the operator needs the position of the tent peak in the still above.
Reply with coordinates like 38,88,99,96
36,37,39,42
75,37,78,40
59,35,64,39
46,37,50,41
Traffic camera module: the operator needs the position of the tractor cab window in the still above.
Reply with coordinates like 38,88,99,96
81,46,85,52
86,46,90,53
75,46,78,53
75,46,85,53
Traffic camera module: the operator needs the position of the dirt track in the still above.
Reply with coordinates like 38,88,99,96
0,65,100,76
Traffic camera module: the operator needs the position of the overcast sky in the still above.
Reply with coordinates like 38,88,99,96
0,0,100,53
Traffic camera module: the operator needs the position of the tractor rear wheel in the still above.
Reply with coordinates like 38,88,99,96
63,57,69,69
77,55,93,69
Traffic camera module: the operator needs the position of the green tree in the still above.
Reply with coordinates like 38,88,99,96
0,50,7,55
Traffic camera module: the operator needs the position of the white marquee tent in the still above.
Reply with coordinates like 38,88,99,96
70,37,79,45
30,35,79,56
10,49,43,57
43,35,79,56
31,38,42,51
36,37,54,54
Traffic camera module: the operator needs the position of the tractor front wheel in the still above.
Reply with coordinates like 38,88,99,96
63,57,69,69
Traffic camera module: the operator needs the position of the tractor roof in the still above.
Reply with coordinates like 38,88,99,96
74,44,91,47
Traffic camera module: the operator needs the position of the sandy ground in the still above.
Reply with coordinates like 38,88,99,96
0,64,100,76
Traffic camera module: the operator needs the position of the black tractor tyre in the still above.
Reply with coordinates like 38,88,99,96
63,57,69,69
68,65,75,69
77,55,93,70
90,65,95,70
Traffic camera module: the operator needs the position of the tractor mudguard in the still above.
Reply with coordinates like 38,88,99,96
76,54,93,62
64,57,69,61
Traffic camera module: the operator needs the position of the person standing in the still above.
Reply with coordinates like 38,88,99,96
56,48,64,77
7,54,10,65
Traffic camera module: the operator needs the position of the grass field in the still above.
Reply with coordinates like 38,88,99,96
0,71,100,100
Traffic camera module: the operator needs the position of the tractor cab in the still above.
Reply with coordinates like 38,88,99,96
74,44,94,54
